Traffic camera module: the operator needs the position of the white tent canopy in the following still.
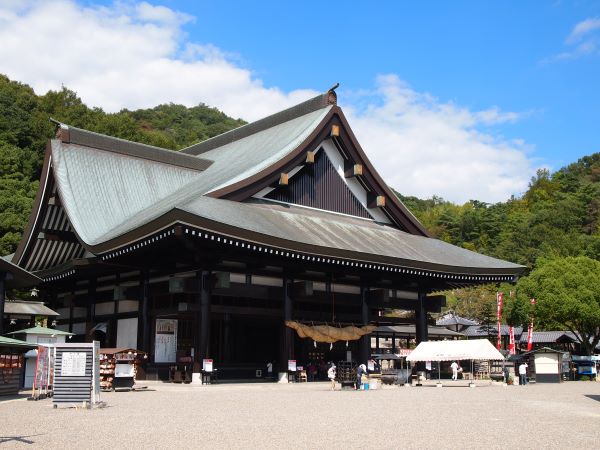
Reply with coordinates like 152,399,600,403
406,339,504,362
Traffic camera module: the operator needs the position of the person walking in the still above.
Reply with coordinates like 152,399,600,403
328,363,336,390
519,362,528,385
451,361,459,381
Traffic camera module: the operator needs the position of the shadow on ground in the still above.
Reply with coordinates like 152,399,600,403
584,394,600,402
0,392,30,402
0,434,44,445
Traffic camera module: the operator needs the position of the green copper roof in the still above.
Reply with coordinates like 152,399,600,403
53,104,332,246
0,335,36,348
7,326,74,336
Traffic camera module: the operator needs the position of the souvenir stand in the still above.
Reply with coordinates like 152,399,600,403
99,348,147,391
0,336,34,396
7,326,74,389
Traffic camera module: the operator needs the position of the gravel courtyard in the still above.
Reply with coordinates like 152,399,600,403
1,380,599,449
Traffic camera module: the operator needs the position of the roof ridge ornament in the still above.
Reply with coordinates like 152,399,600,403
327,83,339,105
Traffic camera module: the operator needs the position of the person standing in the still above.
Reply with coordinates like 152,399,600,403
328,363,336,390
519,362,528,385
503,365,510,384
356,364,367,390
451,361,459,381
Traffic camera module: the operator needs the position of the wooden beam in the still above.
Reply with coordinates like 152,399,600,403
305,151,315,164
367,193,386,208
331,124,340,137
344,161,363,178
279,173,289,186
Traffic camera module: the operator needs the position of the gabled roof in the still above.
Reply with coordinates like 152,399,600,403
13,89,526,281
436,312,479,327
0,256,41,288
518,331,576,344
3,299,59,316
463,325,524,337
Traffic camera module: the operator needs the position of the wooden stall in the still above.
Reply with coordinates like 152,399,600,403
0,336,35,396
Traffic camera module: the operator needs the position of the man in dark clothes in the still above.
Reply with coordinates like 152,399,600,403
356,364,367,390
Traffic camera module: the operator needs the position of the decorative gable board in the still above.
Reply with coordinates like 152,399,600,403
264,148,372,219
19,174,86,272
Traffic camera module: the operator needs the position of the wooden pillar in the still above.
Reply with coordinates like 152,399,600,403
392,332,396,353
87,278,96,341
222,312,231,363
280,275,293,376
197,270,211,363
138,270,150,353
111,273,120,347
0,272,5,336
68,290,75,333
415,291,428,344
359,285,370,365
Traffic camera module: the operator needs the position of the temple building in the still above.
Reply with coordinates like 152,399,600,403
9,88,524,380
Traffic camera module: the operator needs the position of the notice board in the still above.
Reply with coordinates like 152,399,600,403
155,319,178,363
53,342,100,408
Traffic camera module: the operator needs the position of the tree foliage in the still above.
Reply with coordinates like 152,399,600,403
516,256,600,355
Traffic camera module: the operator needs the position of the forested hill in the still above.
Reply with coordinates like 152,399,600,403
0,74,245,254
397,154,600,269
1,74,599,271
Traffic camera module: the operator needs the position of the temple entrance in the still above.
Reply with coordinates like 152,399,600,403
211,315,280,380
294,336,360,381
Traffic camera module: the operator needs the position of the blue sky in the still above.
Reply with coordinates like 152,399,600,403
1,1,599,203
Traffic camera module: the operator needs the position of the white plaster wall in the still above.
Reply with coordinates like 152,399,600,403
117,317,138,349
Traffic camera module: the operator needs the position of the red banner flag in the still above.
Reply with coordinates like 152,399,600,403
496,293,503,350
496,292,503,320
527,298,536,351
497,322,502,350
509,326,515,355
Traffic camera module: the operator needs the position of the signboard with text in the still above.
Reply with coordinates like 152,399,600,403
61,352,87,376
288,360,297,371
155,319,178,363
203,359,213,372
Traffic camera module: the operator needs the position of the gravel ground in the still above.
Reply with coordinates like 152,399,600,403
1,380,599,449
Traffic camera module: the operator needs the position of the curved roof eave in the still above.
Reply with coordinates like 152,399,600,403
86,201,525,277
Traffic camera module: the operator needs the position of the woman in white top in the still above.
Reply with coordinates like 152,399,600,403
327,364,336,390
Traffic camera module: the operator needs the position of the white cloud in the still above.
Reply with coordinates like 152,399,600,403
566,17,600,43
544,17,600,62
344,75,534,204
0,0,316,120
0,0,536,204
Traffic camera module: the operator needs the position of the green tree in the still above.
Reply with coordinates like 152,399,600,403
503,296,530,328
517,256,600,355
